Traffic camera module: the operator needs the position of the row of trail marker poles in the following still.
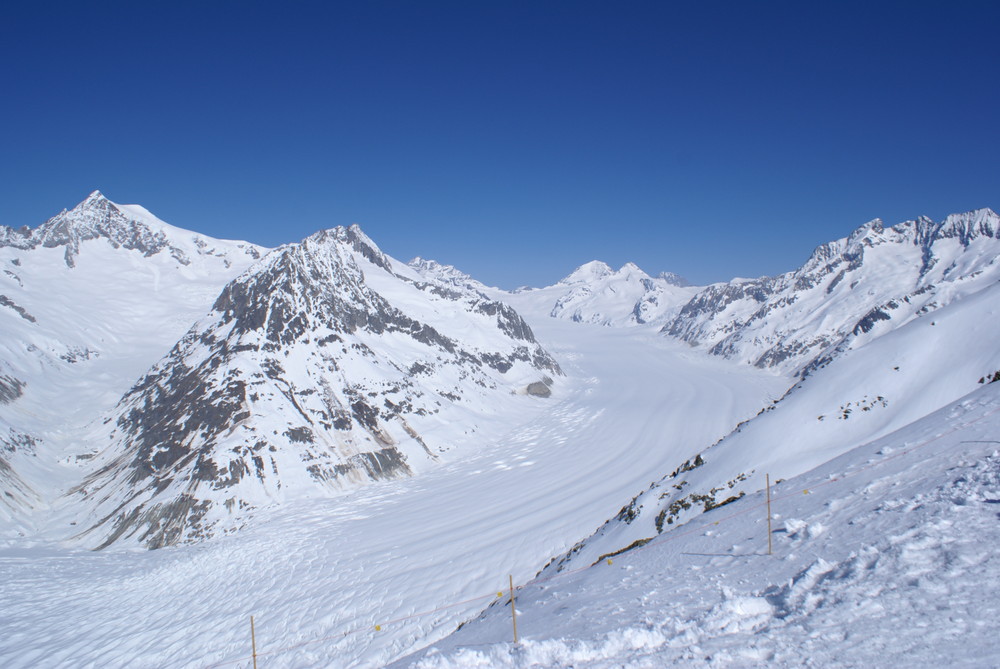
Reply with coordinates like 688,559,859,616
766,473,773,556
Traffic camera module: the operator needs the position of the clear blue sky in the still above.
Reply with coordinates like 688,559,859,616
2,1,997,288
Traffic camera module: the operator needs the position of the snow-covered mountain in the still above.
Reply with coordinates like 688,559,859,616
3,195,1000,668
664,208,1000,376
0,191,264,529
69,225,561,549
511,260,698,328
521,259,1000,583
407,256,493,296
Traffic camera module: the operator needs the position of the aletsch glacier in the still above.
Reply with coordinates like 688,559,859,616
1,192,999,668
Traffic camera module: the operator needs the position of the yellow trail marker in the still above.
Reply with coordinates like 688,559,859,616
375,625,382,632
803,489,810,495
498,592,504,597
606,558,613,566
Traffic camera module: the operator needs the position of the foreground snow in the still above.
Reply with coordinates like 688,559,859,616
0,318,787,668
397,382,1000,668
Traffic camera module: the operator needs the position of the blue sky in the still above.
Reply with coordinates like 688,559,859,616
2,1,997,288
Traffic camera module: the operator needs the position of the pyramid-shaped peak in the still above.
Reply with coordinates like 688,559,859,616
617,262,650,277
299,224,391,272
76,190,115,211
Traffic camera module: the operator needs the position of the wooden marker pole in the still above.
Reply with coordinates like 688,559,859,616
251,615,258,669
509,574,519,644
766,474,773,556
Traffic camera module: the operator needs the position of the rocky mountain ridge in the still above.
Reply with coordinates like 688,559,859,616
663,208,1000,376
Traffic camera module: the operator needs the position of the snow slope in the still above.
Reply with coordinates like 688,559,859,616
0,315,788,668
397,380,1000,668
522,275,1000,579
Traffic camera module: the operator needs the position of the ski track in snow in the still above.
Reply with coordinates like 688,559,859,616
397,385,1000,669
0,319,789,668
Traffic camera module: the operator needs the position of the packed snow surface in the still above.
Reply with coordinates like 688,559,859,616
0,316,788,668
397,382,1000,668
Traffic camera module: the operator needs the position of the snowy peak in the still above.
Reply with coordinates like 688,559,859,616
937,207,999,245
559,260,615,285
0,193,269,530
0,191,264,268
658,271,689,287
532,260,697,328
407,256,490,296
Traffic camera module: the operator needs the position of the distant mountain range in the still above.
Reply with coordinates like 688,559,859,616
2,191,998,551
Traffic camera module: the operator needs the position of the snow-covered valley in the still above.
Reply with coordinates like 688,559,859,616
0,312,792,668
2,194,999,668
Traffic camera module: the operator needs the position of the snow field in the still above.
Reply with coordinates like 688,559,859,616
0,319,788,668
398,382,1000,668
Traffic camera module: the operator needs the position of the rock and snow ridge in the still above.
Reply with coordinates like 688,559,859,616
663,208,1000,376
0,190,262,269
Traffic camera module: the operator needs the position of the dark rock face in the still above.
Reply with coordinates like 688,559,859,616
0,426,39,516
76,224,561,549
0,295,36,323
526,381,552,397
0,375,26,404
